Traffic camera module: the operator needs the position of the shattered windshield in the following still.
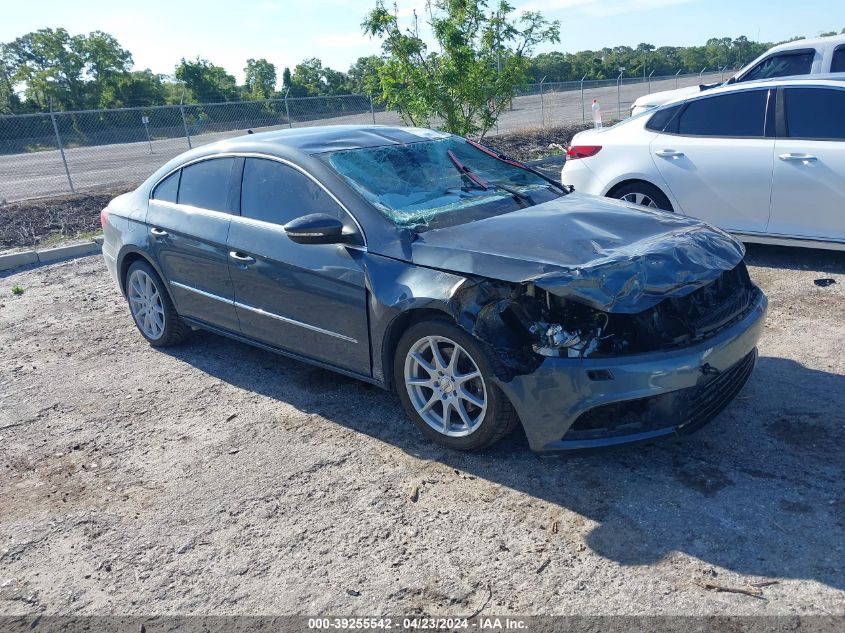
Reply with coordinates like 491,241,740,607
326,137,564,229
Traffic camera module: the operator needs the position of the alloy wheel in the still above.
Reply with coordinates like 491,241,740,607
403,335,488,437
620,191,658,208
127,269,165,340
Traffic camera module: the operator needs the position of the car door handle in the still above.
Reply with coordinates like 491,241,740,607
150,227,168,237
778,153,817,162
655,149,685,158
229,251,255,265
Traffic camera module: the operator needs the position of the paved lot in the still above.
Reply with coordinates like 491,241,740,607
0,245,842,617
0,74,724,203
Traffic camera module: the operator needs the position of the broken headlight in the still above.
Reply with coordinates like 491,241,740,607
530,319,606,358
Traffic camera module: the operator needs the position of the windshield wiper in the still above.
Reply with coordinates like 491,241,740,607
464,138,570,194
447,149,489,190
488,181,533,207
447,149,531,207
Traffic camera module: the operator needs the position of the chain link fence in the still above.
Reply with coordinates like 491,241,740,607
0,71,729,203
496,70,728,134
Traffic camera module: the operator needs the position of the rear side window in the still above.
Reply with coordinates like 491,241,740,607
677,90,767,137
645,104,682,132
832,46,845,73
178,158,235,212
152,170,179,203
241,158,342,225
740,50,815,82
784,87,845,140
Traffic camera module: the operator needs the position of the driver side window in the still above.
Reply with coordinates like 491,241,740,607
240,158,343,226
740,51,815,82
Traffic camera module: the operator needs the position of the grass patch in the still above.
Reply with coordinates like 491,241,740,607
36,230,103,249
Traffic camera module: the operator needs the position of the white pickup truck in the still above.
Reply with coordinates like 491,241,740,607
630,34,845,115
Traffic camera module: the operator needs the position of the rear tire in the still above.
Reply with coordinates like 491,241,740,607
125,260,190,347
394,318,519,451
610,182,673,211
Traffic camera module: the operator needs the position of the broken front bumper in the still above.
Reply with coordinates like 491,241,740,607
495,292,768,452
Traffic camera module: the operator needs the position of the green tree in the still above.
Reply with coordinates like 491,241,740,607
161,79,187,104
0,43,20,113
288,57,348,96
346,55,383,93
4,28,133,109
100,70,166,107
80,30,133,106
175,57,238,103
244,58,277,99
704,36,733,70
363,0,559,138
5,28,86,109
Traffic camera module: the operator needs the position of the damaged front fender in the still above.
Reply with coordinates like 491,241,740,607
363,253,544,383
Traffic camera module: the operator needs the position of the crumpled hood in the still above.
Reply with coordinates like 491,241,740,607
405,193,745,313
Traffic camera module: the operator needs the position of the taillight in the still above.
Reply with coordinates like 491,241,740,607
100,207,110,229
566,145,602,160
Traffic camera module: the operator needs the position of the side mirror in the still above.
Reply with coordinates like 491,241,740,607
284,213,347,245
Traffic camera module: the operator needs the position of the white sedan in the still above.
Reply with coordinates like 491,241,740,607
562,77,845,250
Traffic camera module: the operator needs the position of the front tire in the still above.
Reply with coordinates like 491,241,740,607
394,319,519,451
610,181,673,211
125,260,189,347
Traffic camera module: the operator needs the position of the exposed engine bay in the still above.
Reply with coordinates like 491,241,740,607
452,262,760,378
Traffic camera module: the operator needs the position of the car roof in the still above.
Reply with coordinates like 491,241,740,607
766,34,845,52
201,125,451,158
660,74,845,107
140,125,455,200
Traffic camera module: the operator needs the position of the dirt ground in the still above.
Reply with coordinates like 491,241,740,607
0,246,843,618
0,187,127,252
0,126,587,253
486,123,591,162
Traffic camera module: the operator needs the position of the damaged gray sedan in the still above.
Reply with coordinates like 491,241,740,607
102,125,767,452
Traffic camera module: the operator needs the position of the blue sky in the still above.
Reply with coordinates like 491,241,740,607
1,0,840,83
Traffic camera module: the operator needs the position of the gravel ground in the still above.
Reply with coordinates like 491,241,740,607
0,247,843,617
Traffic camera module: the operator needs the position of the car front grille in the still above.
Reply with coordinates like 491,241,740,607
679,348,757,434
